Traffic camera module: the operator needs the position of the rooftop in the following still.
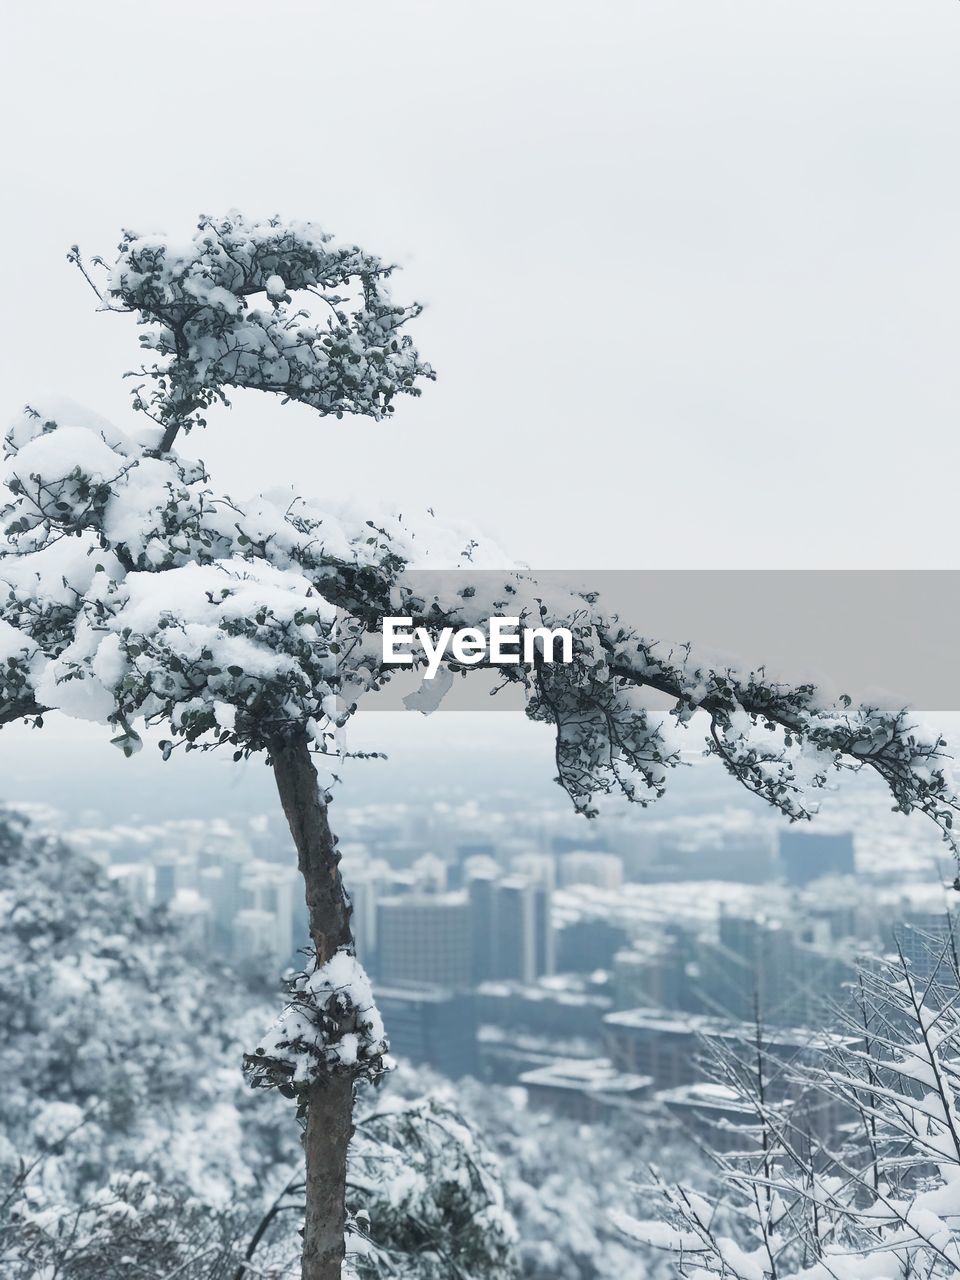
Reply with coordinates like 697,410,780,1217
605,1006,855,1051
520,1056,652,1095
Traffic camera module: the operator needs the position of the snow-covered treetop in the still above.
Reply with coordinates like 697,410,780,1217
70,211,434,449
3,212,960,856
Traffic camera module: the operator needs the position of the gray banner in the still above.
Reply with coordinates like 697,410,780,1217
356,570,960,712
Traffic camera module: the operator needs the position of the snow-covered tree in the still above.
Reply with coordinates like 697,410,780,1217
0,807,286,1206
616,940,960,1279
0,808,521,1279
0,805,282,1277
2,1168,252,1280
3,211,960,1278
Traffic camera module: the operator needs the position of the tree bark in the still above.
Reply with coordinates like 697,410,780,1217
271,730,355,1280
301,1073,355,1280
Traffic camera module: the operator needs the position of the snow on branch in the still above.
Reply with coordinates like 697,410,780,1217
72,211,434,448
378,574,960,849
244,950,388,1099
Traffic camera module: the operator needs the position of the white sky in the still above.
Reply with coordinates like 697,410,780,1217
2,0,958,571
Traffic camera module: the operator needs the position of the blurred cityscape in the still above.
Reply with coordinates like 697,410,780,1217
59,755,959,1152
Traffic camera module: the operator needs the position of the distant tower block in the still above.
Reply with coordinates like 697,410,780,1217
778,830,854,885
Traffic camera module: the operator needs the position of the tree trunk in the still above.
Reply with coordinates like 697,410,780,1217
301,1073,354,1280
271,731,355,1280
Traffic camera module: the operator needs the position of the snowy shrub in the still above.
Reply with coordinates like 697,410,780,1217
0,1168,252,1280
348,1097,518,1280
0,808,525,1280
0,807,290,1204
617,940,960,1279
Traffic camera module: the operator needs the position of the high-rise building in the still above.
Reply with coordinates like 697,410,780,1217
468,872,498,984
556,917,630,974
167,887,213,951
494,877,537,984
613,933,693,1012
510,855,557,979
239,862,299,963
890,911,960,983
711,913,796,1022
558,851,624,890
376,985,477,1078
469,869,555,985
215,849,248,931
778,831,854,885
531,882,556,977
605,1008,855,1142
411,853,448,893
511,852,556,890
153,858,179,906
234,907,285,969
692,911,856,1027
377,892,472,988
345,857,394,976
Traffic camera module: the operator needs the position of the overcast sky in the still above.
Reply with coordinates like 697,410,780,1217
2,0,958,572
1,1,959,784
